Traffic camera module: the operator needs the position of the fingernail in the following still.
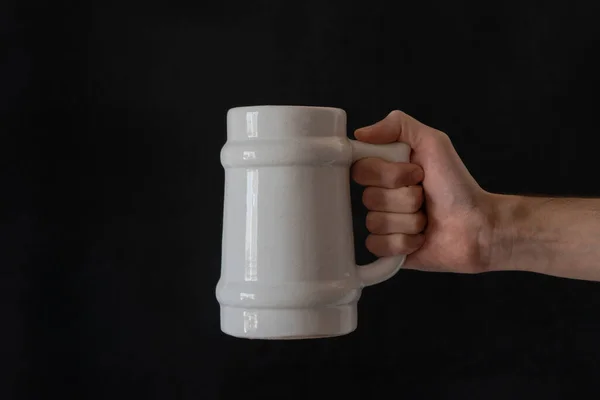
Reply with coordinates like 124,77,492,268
354,128,371,141
412,167,424,183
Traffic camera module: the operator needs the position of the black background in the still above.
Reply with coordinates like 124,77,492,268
3,1,600,399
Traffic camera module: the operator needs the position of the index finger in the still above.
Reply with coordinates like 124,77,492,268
354,110,426,149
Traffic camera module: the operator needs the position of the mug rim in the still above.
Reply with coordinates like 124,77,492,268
228,105,344,113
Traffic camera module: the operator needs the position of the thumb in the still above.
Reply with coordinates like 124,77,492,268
354,110,428,149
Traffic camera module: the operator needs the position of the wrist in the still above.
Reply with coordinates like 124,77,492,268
486,193,552,273
485,193,524,272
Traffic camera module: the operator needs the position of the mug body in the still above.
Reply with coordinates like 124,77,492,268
217,106,362,339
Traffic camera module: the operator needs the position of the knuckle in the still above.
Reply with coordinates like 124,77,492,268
383,240,399,255
392,165,409,188
436,129,450,141
421,128,448,145
383,166,402,188
397,234,410,248
432,129,451,145
406,186,423,212
391,235,411,254
387,110,404,120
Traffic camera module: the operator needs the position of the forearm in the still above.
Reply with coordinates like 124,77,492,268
489,194,600,281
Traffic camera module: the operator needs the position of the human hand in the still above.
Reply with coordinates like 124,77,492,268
352,110,496,273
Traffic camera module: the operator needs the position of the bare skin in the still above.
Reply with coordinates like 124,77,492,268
352,110,600,282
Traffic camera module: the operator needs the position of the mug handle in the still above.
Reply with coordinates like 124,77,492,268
349,139,413,287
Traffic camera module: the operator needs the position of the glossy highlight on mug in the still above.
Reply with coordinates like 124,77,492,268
244,168,258,282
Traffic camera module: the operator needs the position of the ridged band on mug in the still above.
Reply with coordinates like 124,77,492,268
220,137,353,168
215,279,362,309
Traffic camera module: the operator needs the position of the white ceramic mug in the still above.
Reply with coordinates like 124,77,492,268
217,105,410,339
